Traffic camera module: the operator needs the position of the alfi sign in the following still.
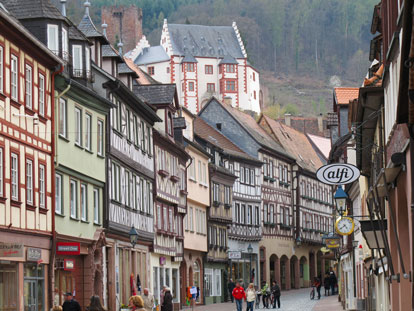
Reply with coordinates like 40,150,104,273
316,163,360,185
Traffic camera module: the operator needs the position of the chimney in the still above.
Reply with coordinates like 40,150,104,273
84,1,91,15
284,113,291,126
223,96,232,107
318,113,323,133
60,0,67,17
102,21,108,38
117,42,124,56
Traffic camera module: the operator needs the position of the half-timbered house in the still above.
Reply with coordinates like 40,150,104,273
198,97,298,290
259,115,334,288
132,84,190,307
194,117,263,289
0,5,62,311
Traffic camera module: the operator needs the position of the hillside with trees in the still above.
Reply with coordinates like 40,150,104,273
63,0,378,116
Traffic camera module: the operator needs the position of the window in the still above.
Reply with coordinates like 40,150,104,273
85,113,92,151
167,112,173,136
125,109,131,140
70,180,77,218
166,67,170,73
72,45,83,77
75,107,82,146
62,28,68,60
163,206,168,231
148,66,155,75
214,269,222,296
188,82,194,92
205,65,213,74
39,165,45,208
93,188,99,224
189,207,193,231
207,83,215,92
55,174,62,214
213,183,220,202
263,203,268,223
250,169,255,186
85,47,90,73
254,91,256,100
245,167,250,184
187,63,195,72
47,24,59,54
269,161,274,178
253,72,255,81
97,120,104,156
11,55,18,101
189,157,196,180
224,186,230,205
11,153,18,201
263,159,268,177
59,98,67,137
0,46,3,93
25,64,32,109
0,148,3,197
247,205,252,225
147,125,152,156
255,206,260,225
141,121,146,151
225,80,236,91
240,166,245,183
125,171,131,207
26,159,33,205
202,163,207,184
38,74,45,116
226,64,235,73
198,161,202,184
134,116,140,147
205,268,213,297
269,204,274,223
80,184,87,221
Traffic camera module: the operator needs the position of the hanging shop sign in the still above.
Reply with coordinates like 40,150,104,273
56,242,80,255
64,259,75,270
316,163,360,185
27,247,42,261
324,237,341,249
228,251,242,259
0,243,24,258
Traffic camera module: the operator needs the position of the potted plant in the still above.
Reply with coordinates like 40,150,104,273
120,303,129,311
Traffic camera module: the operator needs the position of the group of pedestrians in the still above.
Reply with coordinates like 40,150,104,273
229,279,281,311
313,269,338,300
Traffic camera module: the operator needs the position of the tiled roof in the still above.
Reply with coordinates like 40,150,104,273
132,84,176,105
124,58,159,85
276,116,328,137
78,12,104,39
102,44,122,59
168,23,244,58
69,25,88,41
334,87,359,105
194,117,258,162
307,134,331,160
261,115,323,172
118,62,135,74
219,54,238,64
2,0,65,20
134,46,170,65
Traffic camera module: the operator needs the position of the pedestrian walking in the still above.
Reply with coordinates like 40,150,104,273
245,283,256,311
160,286,167,306
329,269,337,295
313,277,322,300
142,288,154,311
86,296,106,311
271,281,281,309
161,288,173,311
260,282,270,308
128,295,146,311
324,273,331,296
228,279,236,303
232,281,246,311
62,292,81,311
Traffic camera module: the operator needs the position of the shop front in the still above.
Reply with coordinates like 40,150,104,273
203,261,227,305
228,241,259,288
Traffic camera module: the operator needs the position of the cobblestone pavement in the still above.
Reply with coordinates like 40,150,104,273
184,288,342,311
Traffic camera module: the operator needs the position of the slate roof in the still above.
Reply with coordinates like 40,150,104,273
334,87,359,105
2,0,65,20
181,54,198,63
219,54,238,64
102,44,122,60
260,115,323,172
133,84,176,105
78,12,105,39
134,46,170,65
69,25,88,41
118,62,135,75
167,23,244,58
194,117,260,163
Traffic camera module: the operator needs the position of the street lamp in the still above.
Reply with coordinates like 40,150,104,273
129,226,138,248
334,186,348,216
296,236,302,246
247,244,253,283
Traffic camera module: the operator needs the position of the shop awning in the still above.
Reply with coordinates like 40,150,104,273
360,219,387,249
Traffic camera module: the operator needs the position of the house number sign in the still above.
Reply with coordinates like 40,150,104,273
316,163,360,185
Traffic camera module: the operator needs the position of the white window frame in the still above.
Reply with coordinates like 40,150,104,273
0,46,3,94
62,28,68,61
25,64,32,109
85,113,92,151
70,179,78,219
26,159,33,205
11,153,18,201
97,120,104,156
189,206,194,231
125,170,131,207
75,107,82,146
72,45,83,76
47,24,59,54
214,269,222,296
93,188,99,224
55,173,62,214
59,98,67,137
39,165,45,208
85,47,91,74
80,183,87,221
205,268,213,297
11,54,18,101
38,74,45,116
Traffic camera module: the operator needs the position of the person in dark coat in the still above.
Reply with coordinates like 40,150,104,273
329,269,337,295
161,288,173,311
62,293,81,311
228,279,236,302
324,273,331,296
271,281,281,309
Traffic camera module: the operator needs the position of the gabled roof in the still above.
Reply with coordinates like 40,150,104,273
124,58,159,85
2,0,65,20
134,46,170,65
69,25,89,41
201,97,291,159
132,84,177,106
181,54,198,63
307,134,331,160
219,54,238,64
78,11,107,42
194,117,260,163
334,87,359,105
167,23,244,59
259,115,323,172
102,44,123,60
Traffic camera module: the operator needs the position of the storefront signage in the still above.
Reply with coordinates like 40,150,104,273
159,257,166,266
27,247,42,261
64,259,75,270
0,243,23,258
316,163,360,185
325,238,341,249
228,251,242,259
56,242,80,255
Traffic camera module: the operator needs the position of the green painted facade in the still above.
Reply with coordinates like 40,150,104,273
204,262,228,305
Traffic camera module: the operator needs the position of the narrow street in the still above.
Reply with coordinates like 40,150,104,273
185,289,342,311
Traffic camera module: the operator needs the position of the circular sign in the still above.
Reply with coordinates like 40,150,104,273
316,163,360,185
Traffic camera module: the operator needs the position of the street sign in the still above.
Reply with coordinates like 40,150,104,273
316,163,360,185
228,251,242,259
56,242,80,255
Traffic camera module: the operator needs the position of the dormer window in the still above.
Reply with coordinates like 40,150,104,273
47,24,59,55
72,45,83,77
85,47,91,77
187,63,195,72
167,112,173,136
62,28,69,61
226,64,235,73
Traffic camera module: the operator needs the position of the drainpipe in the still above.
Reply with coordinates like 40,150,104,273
49,64,64,308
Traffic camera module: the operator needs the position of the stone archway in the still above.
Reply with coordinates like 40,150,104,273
290,256,299,289
269,254,280,286
300,256,309,287
280,255,290,290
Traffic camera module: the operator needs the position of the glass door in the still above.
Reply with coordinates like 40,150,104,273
24,280,36,311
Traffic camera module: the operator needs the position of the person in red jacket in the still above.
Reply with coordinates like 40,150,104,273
232,282,246,311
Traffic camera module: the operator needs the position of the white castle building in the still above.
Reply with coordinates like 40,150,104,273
126,19,261,114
